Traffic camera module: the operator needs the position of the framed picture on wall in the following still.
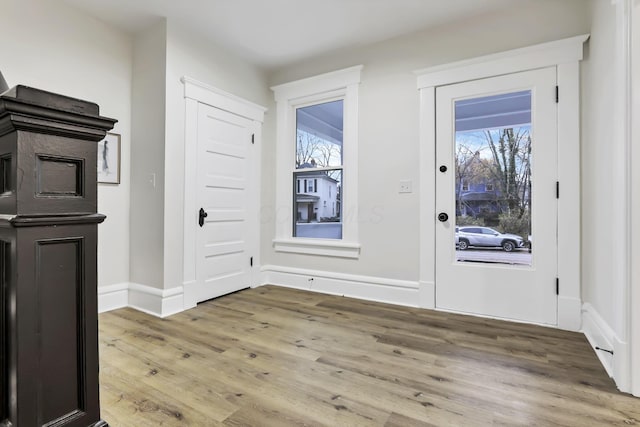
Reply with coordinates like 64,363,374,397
97,132,121,184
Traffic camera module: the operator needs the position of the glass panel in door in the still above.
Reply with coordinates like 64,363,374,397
454,91,532,266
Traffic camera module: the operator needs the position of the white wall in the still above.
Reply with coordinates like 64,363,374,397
580,0,636,391
130,20,167,290
0,0,132,289
127,19,269,298
263,0,590,284
582,0,619,339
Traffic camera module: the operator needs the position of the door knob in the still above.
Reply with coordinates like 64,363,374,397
199,207,208,227
438,212,449,222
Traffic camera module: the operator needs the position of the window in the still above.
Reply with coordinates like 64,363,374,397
272,66,362,258
486,183,494,191
461,183,469,191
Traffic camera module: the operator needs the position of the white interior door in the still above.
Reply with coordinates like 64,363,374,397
435,67,558,325
195,103,254,303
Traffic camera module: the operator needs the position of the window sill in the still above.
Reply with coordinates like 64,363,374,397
273,238,360,259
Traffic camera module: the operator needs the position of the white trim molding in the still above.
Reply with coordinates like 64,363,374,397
271,66,362,258
586,0,636,396
98,283,129,313
272,238,360,259
631,0,640,398
271,66,363,102
181,76,267,122
613,0,634,395
582,303,623,380
613,0,640,397
260,265,419,307
97,283,184,318
128,283,184,318
416,35,588,331
558,296,583,331
415,34,589,89
418,86,436,311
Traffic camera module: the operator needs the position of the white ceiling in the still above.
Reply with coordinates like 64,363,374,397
62,0,528,70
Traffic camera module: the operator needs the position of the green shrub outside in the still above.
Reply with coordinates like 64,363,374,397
456,213,531,242
497,212,530,240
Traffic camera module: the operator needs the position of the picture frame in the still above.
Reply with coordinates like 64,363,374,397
97,132,121,184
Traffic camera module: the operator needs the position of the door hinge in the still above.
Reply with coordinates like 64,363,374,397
250,256,253,267
251,134,255,144
555,86,559,103
556,278,559,295
556,181,559,199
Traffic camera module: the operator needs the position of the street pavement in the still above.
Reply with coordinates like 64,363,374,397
456,249,532,266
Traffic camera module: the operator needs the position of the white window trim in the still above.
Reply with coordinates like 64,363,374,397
271,65,362,258
415,34,588,330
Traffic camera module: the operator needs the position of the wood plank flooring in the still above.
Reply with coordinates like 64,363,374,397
98,285,640,426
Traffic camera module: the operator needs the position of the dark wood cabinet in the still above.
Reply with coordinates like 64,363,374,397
0,85,116,426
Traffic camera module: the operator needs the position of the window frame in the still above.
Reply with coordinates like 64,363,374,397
271,66,362,258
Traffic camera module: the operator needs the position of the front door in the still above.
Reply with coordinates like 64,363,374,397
435,67,558,325
195,103,254,303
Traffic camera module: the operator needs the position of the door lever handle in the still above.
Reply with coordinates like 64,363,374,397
199,207,208,227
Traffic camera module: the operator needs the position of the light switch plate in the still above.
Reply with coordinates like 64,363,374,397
399,179,412,193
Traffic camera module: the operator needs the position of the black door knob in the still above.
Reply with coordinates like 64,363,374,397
439,165,447,173
438,212,448,222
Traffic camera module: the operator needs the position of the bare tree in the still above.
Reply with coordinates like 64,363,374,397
296,131,342,181
483,127,531,217
296,132,319,167
316,140,341,167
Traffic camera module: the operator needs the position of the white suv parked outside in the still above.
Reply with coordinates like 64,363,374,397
455,226,525,252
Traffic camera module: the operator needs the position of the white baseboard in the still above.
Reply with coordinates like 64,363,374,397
100,283,185,318
98,283,129,313
613,335,631,392
581,302,632,393
582,303,615,377
260,265,420,307
128,283,184,318
558,295,582,331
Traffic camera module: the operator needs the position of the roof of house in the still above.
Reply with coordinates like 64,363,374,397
460,192,499,201
295,168,339,183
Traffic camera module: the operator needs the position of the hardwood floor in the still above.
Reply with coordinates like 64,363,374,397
98,285,640,426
